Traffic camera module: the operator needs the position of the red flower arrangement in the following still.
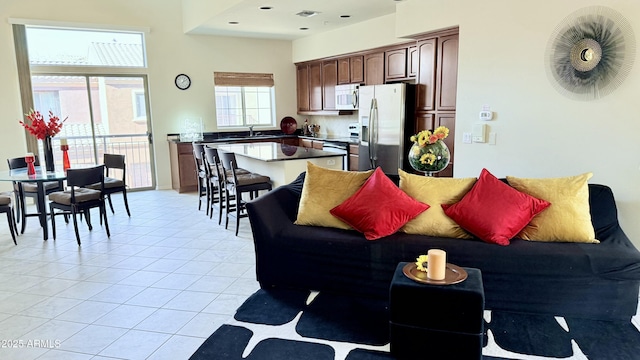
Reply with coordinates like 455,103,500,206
19,110,67,140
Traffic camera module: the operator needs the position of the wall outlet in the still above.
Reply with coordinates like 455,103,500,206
463,132,472,144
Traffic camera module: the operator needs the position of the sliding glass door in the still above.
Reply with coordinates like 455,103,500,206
31,75,154,189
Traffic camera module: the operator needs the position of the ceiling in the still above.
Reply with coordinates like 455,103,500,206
185,0,405,40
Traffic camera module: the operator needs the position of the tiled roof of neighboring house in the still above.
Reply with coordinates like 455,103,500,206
87,42,144,67
29,42,143,67
29,54,88,66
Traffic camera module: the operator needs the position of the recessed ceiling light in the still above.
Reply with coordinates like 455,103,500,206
296,10,320,18
299,27,309,31
259,6,272,10
340,15,351,18
228,21,239,25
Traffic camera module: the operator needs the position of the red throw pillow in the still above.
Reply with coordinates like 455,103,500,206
330,167,429,240
442,168,550,246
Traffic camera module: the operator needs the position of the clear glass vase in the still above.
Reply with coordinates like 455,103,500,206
408,140,450,176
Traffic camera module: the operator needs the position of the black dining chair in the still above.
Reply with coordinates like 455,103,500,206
7,156,63,233
218,151,272,236
88,154,131,216
0,192,18,245
48,165,110,245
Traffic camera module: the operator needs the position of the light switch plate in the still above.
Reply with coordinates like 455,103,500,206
463,132,472,144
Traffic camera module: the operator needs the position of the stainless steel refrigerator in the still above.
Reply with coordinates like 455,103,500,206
358,83,416,175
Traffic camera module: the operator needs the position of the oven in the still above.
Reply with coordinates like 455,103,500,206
322,141,349,170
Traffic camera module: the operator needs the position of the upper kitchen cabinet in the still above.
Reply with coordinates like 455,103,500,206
338,58,350,84
322,60,338,110
416,33,459,112
385,48,407,81
350,56,364,84
364,52,384,85
296,64,310,112
416,38,437,111
435,34,459,111
337,56,364,84
408,46,418,78
308,62,323,111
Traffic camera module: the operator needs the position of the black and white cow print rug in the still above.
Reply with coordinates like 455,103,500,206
190,288,640,360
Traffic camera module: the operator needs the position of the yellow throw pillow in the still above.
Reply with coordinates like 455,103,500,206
506,173,598,243
295,162,374,230
399,169,476,238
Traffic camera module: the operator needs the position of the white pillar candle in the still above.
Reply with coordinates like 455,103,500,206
427,249,447,280
60,138,68,146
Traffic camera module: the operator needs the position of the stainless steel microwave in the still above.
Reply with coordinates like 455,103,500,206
335,84,359,110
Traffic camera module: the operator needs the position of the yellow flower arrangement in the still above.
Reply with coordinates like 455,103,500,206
415,254,429,272
407,126,451,174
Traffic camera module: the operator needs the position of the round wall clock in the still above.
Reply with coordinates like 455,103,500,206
175,74,191,90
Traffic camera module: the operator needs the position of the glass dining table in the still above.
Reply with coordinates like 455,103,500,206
0,167,66,240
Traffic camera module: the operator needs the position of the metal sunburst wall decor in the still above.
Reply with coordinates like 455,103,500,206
545,6,636,101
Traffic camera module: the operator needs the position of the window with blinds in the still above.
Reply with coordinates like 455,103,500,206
214,72,275,128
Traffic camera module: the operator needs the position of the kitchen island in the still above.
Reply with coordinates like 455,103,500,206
209,142,344,188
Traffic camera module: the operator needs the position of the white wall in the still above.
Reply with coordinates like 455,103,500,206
0,0,296,191
293,0,640,248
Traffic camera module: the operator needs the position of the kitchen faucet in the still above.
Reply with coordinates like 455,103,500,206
249,125,254,137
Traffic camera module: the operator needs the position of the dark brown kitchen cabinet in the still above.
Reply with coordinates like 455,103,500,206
309,62,323,111
322,60,337,110
337,55,364,84
364,52,384,85
296,64,310,112
436,112,456,165
350,56,364,83
435,34,459,111
337,58,350,84
408,46,418,77
416,38,437,111
416,34,459,112
385,48,407,81
415,113,435,134
169,142,197,193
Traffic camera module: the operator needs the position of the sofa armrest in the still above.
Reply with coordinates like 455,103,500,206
246,172,305,240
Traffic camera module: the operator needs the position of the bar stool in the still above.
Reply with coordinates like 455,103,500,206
192,143,209,215
218,151,272,236
203,146,224,224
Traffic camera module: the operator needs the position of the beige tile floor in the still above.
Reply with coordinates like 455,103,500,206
0,190,258,359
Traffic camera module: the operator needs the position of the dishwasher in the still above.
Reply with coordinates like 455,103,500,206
322,141,349,170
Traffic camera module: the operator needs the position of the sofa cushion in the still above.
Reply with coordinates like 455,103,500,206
506,172,598,243
399,169,476,238
442,168,551,246
295,162,374,230
330,167,429,240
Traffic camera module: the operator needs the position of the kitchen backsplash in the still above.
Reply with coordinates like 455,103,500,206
303,114,358,137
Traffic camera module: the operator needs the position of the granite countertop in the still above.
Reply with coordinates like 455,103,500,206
208,142,346,162
167,131,360,145
167,130,298,143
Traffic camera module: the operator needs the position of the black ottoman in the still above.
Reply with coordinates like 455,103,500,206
389,262,485,359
